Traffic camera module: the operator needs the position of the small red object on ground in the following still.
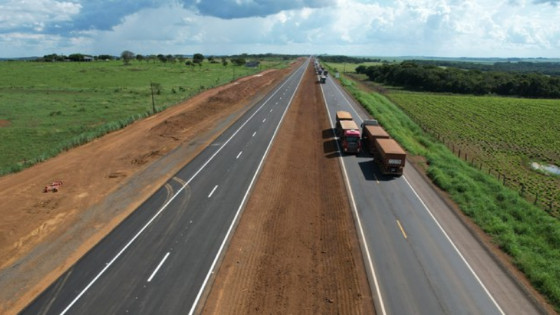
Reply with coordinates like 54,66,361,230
43,181,63,193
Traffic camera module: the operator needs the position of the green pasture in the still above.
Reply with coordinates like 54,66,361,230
0,59,290,174
333,71,560,311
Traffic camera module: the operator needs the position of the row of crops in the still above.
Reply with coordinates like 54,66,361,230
386,91,560,215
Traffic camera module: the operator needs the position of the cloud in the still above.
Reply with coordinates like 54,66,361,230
533,0,559,5
0,0,559,58
0,0,81,33
179,0,336,19
44,0,161,35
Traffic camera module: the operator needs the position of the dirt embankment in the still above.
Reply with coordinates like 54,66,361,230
201,62,375,314
0,64,298,314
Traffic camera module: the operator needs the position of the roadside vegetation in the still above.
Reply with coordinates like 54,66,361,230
0,54,295,175
323,60,560,310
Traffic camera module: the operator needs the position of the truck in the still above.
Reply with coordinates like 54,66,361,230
373,138,406,176
361,120,389,154
337,119,361,154
335,111,353,122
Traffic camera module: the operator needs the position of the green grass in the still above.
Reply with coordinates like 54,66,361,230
336,74,560,311
0,59,291,174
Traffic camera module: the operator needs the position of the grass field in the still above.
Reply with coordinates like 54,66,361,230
329,68,560,310
0,59,290,174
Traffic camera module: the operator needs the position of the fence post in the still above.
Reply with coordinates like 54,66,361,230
520,184,525,197
534,193,539,205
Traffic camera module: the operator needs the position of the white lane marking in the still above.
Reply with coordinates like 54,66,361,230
270,108,273,112
147,252,170,282
236,151,243,159
59,59,306,315
252,131,256,137
321,86,387,315
402,176,505,315
327,77,364,125
188,60,309,315
262,118,266,123
208,185,218,198
329,75,504,315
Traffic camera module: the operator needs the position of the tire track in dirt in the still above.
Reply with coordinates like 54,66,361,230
201,62,375,314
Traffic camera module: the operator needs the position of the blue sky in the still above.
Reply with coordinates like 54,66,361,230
0,0,559,58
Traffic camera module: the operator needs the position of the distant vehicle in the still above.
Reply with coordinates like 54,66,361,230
320,75,326,83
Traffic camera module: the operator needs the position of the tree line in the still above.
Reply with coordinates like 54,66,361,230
409,59,560,76
357,62,560,98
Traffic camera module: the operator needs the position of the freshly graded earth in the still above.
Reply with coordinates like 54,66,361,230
0,59,373,314
201,62,374,314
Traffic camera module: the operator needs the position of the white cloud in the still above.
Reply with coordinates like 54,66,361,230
0,0,559,58
0,0,81,32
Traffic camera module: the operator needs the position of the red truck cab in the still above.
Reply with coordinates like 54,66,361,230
341,129,361,154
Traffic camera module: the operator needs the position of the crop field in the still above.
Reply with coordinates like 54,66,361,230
0,59,287,174
387,91,560,214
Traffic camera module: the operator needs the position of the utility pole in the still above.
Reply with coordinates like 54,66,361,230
150,82,156,113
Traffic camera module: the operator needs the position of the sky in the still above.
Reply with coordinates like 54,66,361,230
0,0,559,58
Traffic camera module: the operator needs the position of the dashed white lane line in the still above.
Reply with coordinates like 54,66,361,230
208,185,218,198
252,131,256,137
147,252,170,282
236,151,243,159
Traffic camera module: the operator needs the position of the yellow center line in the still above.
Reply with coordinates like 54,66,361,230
396,219,408,239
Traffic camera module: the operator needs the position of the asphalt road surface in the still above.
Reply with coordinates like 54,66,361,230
21,60,309,315
319,71,544,315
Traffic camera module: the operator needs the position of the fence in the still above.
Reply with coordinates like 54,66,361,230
425,126,559,218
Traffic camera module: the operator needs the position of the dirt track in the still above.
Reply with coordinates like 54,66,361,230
201,62,374,314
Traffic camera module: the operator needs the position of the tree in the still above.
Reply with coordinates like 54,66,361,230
68,53,85,62
231,57,246,66
193,53,204,64
121,50,135,65
97,54,114,61
221,58,228,67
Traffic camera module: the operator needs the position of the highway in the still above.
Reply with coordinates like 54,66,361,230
21,60,309,315
319,71,543,314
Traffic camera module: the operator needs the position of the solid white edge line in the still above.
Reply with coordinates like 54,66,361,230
147,252,170,283
208,185,218,198
59,59,304,315
329,74,504,314
402,176,505,315
187,59,309,315
320,80,387,315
